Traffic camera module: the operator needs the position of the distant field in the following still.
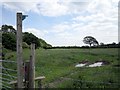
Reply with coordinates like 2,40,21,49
3,48,120,88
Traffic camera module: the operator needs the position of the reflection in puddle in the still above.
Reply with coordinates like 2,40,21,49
75,62,104,68
75,63,86,67
87,62,103,67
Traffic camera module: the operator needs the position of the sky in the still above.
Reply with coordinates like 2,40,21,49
0,0,119,46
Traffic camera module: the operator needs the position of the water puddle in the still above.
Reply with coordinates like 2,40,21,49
75,60,109,68
87,62,103,67
75,63,86,67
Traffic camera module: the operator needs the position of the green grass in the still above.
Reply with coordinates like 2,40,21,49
2,48,119,88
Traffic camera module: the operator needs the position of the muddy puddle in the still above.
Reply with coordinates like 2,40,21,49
75,60,109,68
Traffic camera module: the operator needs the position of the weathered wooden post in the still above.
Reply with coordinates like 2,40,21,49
24,61,30,89
28,43,35,89
0,32,2,89
17,12,23,89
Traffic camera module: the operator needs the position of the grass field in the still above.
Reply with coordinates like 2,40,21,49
3,48,120,88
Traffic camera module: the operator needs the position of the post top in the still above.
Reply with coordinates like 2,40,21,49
17,12,22,14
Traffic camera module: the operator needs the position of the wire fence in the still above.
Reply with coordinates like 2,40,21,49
0,60,17,63
0,59,17,89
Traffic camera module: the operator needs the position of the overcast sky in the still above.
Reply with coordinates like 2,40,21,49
0,0,119,46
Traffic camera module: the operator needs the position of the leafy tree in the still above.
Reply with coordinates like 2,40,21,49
1,25,9,31
2,33,16,51
83,36,99,47
39,39,52,49
111,42,116,45
100,42,104,46
2,25,15,30
39,38,47,48
1,25,16,33
1,25,52,50
23,32,40,49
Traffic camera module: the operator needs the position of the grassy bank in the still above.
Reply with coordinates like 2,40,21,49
3,48,119,88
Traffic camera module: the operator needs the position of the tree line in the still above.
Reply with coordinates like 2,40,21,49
1,25,52,51
82,36,120,48
1,25,119,50
52,36,120,49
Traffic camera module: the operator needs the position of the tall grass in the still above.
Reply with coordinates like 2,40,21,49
2,48,119,88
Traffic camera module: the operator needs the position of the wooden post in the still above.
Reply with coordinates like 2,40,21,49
24,61,30,88
17,12,23,89
0,33,2,89
28,43,35,88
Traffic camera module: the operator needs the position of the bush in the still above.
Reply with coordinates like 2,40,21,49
2,33,16,51
23,32,40,49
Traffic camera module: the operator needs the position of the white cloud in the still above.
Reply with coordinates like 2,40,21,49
23,28,47,38
51,24,70,33
1,0,119,46
87,0,112,14
112,0,119,3
35,2,68,16
45,0,118,46
3,2,37,14
1,0,41,2
71,0,118,44
2,0,89,17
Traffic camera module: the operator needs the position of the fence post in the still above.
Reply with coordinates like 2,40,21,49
28,43,35,89
17,12,23,89
24,61,30,89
